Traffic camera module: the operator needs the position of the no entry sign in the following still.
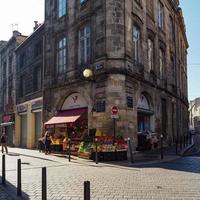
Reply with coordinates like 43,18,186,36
111,106,118,115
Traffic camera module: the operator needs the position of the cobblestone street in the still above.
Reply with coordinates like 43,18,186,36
0,148,200,200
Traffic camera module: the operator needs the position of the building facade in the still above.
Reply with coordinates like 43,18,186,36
43,0,188,149
189,98,200,133
0,32,27,146
15,24,44,148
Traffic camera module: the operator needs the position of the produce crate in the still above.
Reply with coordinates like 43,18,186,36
78,152,91,159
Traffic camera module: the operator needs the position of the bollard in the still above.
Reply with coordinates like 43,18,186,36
160,134,164,160
42,167,47,200
84,181,90,200
17,159,22,196
2,154,6,185
68,138,71,162
128,138,134,163
95,138,98,164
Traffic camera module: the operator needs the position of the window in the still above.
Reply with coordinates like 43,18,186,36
133,26,141,64
34,67,42,91
147,38,154,72
58,0,67,18
57,37,67,74
159,48,165,79
79,25,91,65
158,1,164,30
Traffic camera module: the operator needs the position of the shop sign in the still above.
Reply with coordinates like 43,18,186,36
61,93,87,110
2,114,14,123
31,99,43,110
17,104,28,113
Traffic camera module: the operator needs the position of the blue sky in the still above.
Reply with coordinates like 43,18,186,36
180,0,200,101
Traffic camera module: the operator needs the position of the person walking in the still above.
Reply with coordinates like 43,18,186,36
1,130,8,154
44,131,51,155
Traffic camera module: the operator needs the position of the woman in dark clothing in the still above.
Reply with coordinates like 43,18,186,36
44,131,51,154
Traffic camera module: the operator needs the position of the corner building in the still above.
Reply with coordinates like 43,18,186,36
44,0,188,149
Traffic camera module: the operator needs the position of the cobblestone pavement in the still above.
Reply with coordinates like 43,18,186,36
0,148,200,200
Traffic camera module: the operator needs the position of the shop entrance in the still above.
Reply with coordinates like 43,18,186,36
137,94,157,151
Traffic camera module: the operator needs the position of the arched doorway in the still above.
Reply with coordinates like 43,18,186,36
137,93,156,150
137,94,154,132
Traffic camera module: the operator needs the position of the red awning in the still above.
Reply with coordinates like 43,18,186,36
44,108,87,128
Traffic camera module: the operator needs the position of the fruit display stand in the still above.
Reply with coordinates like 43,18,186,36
78,135,93,159
91,136,128,161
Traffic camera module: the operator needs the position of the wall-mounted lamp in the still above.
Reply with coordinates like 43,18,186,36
83,68,93,79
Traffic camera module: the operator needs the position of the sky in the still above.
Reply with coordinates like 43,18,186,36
0,0,44,40
0,0,199,101
180,0,200,101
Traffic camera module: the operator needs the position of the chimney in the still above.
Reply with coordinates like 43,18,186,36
33,21,39,31
13,30,21,37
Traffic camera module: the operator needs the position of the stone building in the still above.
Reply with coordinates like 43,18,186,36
43,0,188,149
189,98,200,133
0,32,27,145
15,23,44,148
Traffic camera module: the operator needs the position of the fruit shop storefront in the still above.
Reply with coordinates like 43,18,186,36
44,108,128,161
43,92,128,161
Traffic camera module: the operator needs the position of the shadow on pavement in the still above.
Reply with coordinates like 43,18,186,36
0,176,29,200
133,156,200,174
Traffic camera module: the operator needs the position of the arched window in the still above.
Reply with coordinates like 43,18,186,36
133,25,141,64
138,94,150,110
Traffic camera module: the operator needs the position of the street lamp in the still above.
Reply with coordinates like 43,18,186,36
83,68,94,79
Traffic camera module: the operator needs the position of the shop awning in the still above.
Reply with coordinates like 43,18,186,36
44,108,87,128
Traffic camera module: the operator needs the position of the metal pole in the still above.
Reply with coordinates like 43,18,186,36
42,167,47,200
2,154,5,185
17,159,22,196
84,181,90,200
161,134,163,160
113,118,116,145
128,138,134,163
175,139,178,155
68,138,71,162
95,138,98,164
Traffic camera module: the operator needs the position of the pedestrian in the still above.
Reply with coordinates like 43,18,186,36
44,131,51,155
1,130,8,154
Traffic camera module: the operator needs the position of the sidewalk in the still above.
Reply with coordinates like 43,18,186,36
7,145,181,168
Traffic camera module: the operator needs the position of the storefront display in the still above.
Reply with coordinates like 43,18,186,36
43,106,128,161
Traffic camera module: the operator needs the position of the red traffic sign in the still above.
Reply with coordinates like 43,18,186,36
111,106,118,115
